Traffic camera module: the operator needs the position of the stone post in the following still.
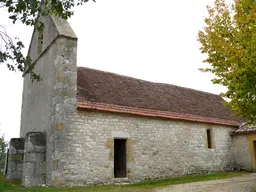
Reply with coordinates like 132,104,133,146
22,132,46,187
6,138,24,180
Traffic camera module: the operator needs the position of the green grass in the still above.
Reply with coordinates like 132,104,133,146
0,171,248,192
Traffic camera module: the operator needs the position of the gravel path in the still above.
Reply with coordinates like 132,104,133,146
156,173,256,192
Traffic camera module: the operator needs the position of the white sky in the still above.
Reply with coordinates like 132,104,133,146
0,0,228,142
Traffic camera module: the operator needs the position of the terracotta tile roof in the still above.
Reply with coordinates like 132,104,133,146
77,100,241,126
231,125,256,135
77,67,242,126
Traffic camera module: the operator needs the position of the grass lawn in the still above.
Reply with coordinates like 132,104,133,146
0,171,248,192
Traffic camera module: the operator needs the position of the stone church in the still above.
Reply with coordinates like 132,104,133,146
4,15,256,187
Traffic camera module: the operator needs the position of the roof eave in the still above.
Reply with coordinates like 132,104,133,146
76,100,241,127
231,127,256,135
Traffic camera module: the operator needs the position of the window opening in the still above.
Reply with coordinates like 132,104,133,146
207,129,212,149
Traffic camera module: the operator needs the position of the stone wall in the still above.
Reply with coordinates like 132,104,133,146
52,110,237,186
23,132,46,187
20,15,59,138
233,135,252,170
6,138,24,180
20,39,56,137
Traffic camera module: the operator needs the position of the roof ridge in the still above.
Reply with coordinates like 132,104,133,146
77,66,221,97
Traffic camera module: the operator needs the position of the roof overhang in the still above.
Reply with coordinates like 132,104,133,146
77,100,241,127
231,126,256,135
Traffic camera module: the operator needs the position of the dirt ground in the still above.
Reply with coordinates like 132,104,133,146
156,173,256,192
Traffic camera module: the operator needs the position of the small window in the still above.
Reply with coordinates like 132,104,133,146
206,129,212,149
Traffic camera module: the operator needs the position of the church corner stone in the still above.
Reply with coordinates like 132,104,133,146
50,37,77,185
49,25,78,186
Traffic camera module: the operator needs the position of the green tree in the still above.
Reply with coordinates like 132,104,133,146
0,133,7,173
0,0,95,81
198,0,256,124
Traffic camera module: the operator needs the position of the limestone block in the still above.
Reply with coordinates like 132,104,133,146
24,152,45,163
23,132,46,187
23,162,36,175
6,138,25,180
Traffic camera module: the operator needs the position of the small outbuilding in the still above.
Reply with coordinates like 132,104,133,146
232,126,256,171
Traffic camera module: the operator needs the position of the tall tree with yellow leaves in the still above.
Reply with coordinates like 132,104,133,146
198,0,256,124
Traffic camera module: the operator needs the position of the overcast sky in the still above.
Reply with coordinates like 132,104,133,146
0,0,229,142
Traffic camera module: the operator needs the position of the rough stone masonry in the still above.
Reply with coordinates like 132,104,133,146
5,14,254,187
